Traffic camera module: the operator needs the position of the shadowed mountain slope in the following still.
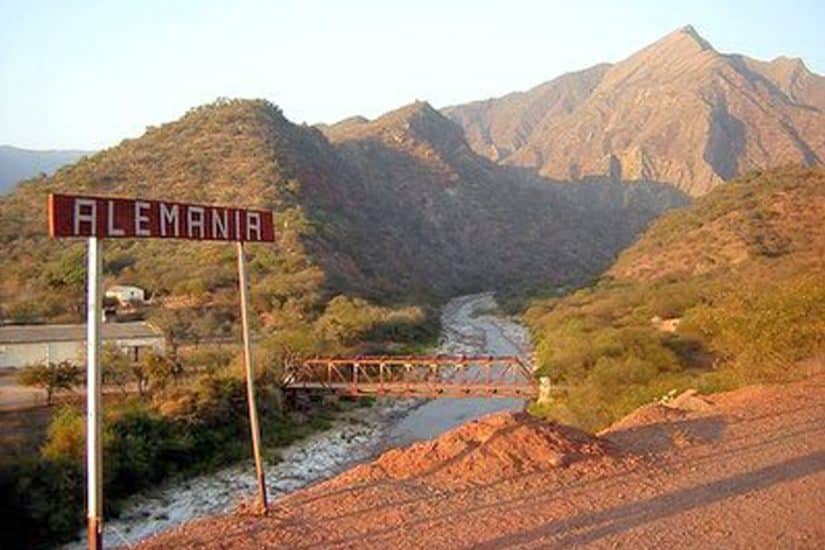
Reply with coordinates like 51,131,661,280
322,101,686,297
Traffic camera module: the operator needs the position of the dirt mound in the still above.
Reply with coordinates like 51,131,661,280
339,412,614,487
600,395,732,455
602,404,689,435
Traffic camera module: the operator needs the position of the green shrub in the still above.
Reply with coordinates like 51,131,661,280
525,171,825,432
41,406,84,462
682,274,825,382
0,442,86,549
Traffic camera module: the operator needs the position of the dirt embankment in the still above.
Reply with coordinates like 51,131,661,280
138,376,825,549
337,412,617,488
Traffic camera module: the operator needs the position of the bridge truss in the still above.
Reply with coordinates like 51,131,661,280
283,355,537,399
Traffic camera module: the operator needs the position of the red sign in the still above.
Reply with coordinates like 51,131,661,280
48,193,276,242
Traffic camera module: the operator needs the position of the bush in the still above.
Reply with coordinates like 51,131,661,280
1,364,328,548
41,406,84,462
0,456,84,549
682,274,825,382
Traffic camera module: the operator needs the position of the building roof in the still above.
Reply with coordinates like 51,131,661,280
0,322,164,345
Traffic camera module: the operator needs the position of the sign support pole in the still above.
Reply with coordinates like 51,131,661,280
86,236,103,550
236,241,268,513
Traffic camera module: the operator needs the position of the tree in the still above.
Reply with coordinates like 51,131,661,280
102,344,132,394
142,351,181,392
149,307,195,359
17,361,82,405
316,296,385,345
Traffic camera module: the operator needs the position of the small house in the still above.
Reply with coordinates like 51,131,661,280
105,285,146,306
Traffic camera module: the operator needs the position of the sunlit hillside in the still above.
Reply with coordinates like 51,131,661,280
526,166,825,430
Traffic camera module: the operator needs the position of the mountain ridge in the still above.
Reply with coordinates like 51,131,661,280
0,146,93,195
444,26,825,196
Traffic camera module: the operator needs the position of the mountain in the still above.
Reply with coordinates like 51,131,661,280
0,146,92,194
0,99,684,326
444,26,825,196
319,100,686,297
524,166,825,429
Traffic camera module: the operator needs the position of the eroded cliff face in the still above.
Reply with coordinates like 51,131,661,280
445,26,825,197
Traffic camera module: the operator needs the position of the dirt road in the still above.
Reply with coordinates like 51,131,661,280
139,376,825,548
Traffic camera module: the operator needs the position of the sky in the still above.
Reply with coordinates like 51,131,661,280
1,0,823,150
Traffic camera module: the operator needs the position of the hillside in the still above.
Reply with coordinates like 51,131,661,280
609,167,825,281
0,99,431,354
0,99,685,330
0,146,92,194
525,167,825,429
1,102,313,322
445,26,825,196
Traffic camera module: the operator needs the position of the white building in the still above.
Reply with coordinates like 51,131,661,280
0,322,165,368
105,285,146,306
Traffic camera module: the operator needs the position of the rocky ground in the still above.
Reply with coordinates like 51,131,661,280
137,375,825,548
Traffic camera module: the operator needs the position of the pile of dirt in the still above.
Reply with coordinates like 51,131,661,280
338,412,615,487
600,392,730,454
602,403,689,435
138,377,825,549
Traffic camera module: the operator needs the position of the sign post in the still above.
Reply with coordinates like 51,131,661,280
86,236,103,550
237,241,268,512
48,193,276,548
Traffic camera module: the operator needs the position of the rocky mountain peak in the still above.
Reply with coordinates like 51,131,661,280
770,55,810,75
634,24,717,63
678,25,714,50
375,100,445,129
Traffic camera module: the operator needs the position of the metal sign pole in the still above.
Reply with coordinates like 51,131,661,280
86,236,103,550
236,241,268,513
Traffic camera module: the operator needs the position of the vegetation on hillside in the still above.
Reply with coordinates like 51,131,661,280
525,167,825,430
1,370,335,548
1,100,346,329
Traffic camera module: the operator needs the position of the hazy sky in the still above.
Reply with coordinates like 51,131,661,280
1,0,823,150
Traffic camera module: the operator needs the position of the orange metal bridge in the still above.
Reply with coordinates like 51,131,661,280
283,355,537,398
